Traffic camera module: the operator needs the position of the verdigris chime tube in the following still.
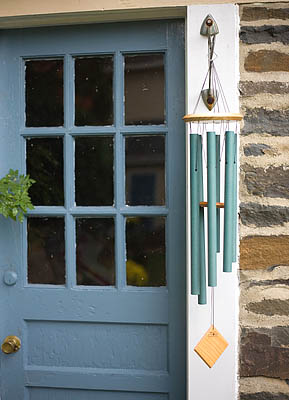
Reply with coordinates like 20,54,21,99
197,135,207,304
216,134,221,253
207,131,217,287
190,134,200,295
232,133,238,263
223,130,235,272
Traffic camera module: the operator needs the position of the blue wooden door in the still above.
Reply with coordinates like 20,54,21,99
0,20,185,399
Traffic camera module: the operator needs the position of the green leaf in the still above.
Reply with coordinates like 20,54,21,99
0,169,35,222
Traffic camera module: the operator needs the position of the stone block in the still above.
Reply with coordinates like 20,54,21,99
240,203,289,227
239,81,289,96
247,299,289,317
240,236,289,270
243,143,271,156
243,108,289,136
245,50,289,73
243,165,289,199
240,26,289,45
240,328,289,379
241,7,289,22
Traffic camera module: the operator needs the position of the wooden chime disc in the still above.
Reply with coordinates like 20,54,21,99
183,113,243,123
194,325,228,368
200,201,224,209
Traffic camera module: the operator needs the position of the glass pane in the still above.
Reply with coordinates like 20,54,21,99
76,218,115,286
28,217,65,284
125,53,165,125
26,137,64,206
25,59,64,127
126,136,165,205
75,137,114,206
126,217,166,287
75,56,113,126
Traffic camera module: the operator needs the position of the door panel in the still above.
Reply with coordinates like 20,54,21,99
27,321,167,369
0,20,185,399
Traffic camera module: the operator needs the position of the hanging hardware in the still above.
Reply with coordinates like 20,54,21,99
183,14,243,305
200,14,219,37
200,14,219,111
183,13,244,368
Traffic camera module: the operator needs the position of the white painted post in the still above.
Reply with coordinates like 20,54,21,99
186,4,240,400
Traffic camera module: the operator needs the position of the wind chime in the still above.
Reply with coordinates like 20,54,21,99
184,15,243,368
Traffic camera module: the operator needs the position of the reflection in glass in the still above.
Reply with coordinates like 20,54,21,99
28,217,65,284
75,57,113,126
125,53,165,125
126,136,165,205
126,217,166,287
25,59,64,127
75,137,114,206
76,218,115,286
26,137,64,206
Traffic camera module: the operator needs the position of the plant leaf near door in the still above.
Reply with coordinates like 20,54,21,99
0,169,35,222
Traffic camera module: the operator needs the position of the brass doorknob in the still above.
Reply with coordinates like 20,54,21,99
1,336,21,354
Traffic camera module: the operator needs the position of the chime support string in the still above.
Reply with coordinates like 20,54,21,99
193,68,210,114
211,287,215,330
213,62,220,114
208,33,217,93
212,63,230,113
192,34,217,114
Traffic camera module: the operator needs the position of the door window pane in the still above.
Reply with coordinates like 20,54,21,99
75,137,114,206
126,217,166,287
75,56,113,126
26,137,64,206
125,53,165,125
25,59,64,127
28,217,65,284
126,135,165,205
76,218,115,286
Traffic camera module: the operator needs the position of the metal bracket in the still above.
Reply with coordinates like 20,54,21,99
200,14,219,37
200,15,219,111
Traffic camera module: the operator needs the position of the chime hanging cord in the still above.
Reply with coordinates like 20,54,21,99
208,35,216,92
192,33,217,114
211,287,215,332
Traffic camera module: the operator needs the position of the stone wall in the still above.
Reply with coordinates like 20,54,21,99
239,2,289,399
